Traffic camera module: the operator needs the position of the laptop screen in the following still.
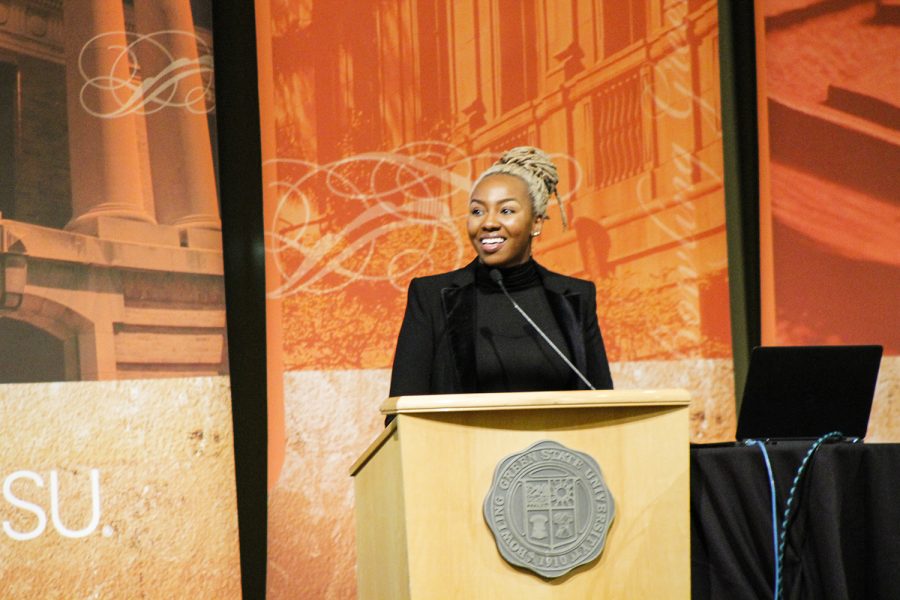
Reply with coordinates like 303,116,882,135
736,345,883,440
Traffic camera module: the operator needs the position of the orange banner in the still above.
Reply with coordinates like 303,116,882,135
259,1,734,596
755,0,899,440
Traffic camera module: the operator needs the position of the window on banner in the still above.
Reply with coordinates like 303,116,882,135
602,0,647,57
498,0,538,113
0,61,17,220
416,0,451,129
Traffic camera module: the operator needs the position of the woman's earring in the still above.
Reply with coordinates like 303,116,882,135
531,231,541,238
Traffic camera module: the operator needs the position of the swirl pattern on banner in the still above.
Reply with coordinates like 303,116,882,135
267,142,582,297
78,30,214,118
629,1,725,357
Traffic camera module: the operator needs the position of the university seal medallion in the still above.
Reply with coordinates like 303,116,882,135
483,440,615,578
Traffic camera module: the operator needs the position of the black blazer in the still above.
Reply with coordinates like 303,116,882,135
389,259,613,396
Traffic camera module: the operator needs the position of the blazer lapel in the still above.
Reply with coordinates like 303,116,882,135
539,268,590,390
440,263,478,392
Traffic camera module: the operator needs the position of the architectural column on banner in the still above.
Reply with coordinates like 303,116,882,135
134,0,221,236
63,0,157,233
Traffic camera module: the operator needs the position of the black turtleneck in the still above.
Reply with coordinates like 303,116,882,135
473,260,576,392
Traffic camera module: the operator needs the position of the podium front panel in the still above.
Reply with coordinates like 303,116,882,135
353,394,690,599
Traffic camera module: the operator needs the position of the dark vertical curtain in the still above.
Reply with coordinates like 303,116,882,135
718,0,762,410
212,1,268,598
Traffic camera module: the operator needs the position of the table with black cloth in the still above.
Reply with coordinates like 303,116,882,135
691,441,900,600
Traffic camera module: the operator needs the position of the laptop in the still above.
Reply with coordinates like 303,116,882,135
735,345,883,441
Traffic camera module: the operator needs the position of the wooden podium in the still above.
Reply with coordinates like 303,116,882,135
350,390,691,599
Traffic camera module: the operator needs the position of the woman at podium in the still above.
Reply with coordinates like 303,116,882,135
389,146,613,399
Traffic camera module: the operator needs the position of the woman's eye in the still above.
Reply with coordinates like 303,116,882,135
501,207,514,214
470,208,482,216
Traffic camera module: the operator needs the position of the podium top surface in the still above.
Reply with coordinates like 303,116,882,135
380,389,690,415
352,389,691,476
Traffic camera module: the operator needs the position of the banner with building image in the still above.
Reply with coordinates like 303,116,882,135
0,1,240,596
256,1,733,597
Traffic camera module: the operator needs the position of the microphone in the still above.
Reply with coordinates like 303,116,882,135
488,269,596,390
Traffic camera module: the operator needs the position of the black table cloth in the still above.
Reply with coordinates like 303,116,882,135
691,442,900,600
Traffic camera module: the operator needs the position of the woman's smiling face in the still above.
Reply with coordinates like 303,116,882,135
467,174,543,268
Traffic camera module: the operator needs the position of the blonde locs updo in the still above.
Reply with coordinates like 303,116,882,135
472,146,568,229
